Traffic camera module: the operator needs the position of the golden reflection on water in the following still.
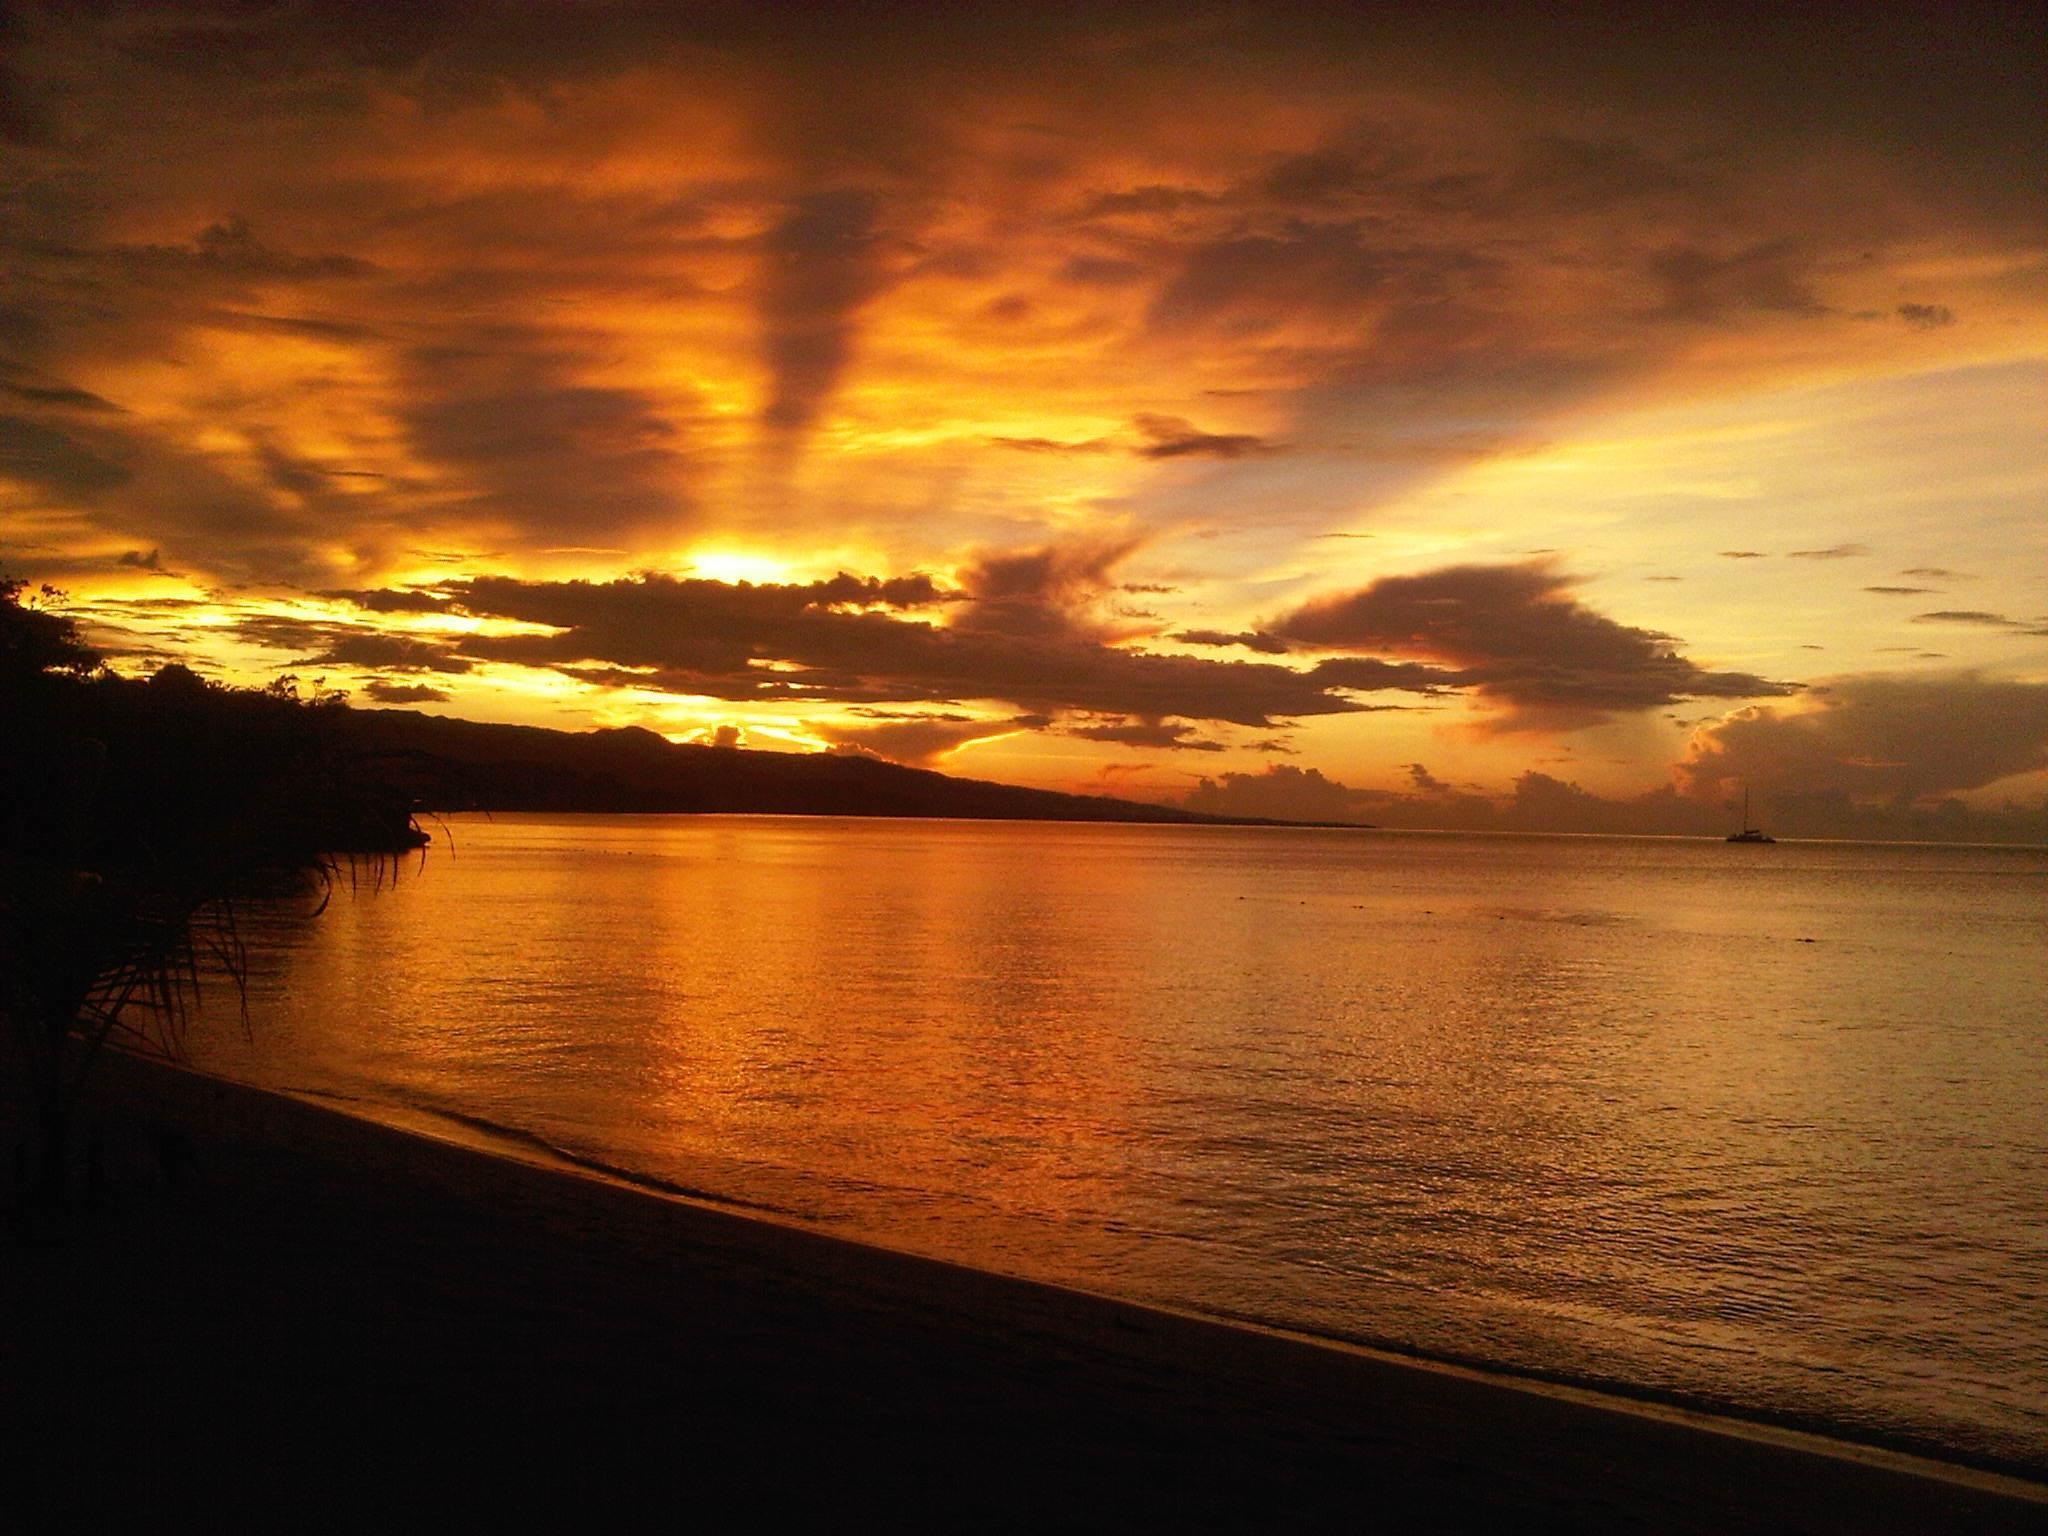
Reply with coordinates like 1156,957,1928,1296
201,816,2048,1469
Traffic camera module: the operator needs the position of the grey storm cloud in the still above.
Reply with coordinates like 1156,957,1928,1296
315,587,455,614
1680,673,2048,805
298,554,1802,733
1184,688,2048,840
950,536,1139,641
228,615,478,674
1405,762,1451,793
1062,719,1227,751
361,679,451,704
1183,765,1365,824
313,562,1418,727
1268,561,1794,725
1172,629,1292,655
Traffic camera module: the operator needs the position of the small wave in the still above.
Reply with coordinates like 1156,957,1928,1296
372,1092,813,1221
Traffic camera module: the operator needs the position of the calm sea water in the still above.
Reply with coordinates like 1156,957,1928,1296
185,815,2048,1471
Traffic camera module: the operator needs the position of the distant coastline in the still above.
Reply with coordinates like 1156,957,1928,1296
348,707,1368,829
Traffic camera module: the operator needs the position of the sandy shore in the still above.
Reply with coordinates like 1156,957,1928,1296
3,1054,2042,1531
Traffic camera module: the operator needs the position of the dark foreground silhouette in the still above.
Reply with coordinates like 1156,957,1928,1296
2,580,426,1212
2,1054,2039,1533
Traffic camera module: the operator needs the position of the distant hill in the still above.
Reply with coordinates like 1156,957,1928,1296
343,709,1325,827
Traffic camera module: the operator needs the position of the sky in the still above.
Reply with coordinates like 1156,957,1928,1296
4,2,2045,838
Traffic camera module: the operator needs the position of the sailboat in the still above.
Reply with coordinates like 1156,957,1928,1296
1726,786,1775,844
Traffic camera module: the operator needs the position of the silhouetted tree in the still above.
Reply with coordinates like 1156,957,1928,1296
1,577,424,1216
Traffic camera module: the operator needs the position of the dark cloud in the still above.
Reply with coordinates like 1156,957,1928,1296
25,217,373,294
1305,656,1461,694
759,190,886,438
813,571,951,608
1131,414,1276,460
1680,673,2048,806
1183,765,1366,823
1901,567,1971,580
1864,585,1934,595
1515,133,1706,212
401,342,689,539
7,0,2036,688
316,587,453,614
1646,240,1828,323
1786,543,1869,560
224,613,474,674
1063,719,1225,751
1183,701,2048,841
1146,222,1401,335
0,379,122,412
362,679,451,704
993,417,1276,460
325,567,1381,726
300,633,476,674
1172,628,1291,655
1912,610,2048,634
3,215,379,385
1270,561,1794,726
1897,302,1956,329
1078,184,1219,219
1719,550,1767,559
0,415,131,497
1405,762,1450,793
953,536,1138,640
115,548,162,570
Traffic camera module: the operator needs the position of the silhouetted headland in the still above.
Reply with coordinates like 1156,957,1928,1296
343,707,1353,826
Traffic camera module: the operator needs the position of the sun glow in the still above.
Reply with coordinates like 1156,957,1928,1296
685,549,800,587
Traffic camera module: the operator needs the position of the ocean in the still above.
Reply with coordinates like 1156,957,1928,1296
183,815,2048,1472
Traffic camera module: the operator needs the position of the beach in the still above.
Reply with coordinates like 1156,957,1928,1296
3,1052,2040,1532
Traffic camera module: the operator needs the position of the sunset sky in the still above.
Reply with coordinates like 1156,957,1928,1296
4,3,2044,835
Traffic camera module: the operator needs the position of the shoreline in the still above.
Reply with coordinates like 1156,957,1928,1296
269,1062,2048,1493
6,1050,2041,1528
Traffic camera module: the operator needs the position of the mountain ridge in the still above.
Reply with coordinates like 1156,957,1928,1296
347,708,1356,828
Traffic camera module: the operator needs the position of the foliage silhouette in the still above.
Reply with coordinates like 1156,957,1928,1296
1,577,424,1216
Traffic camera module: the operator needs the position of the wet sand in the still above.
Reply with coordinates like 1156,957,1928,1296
3,1053,2041,1531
